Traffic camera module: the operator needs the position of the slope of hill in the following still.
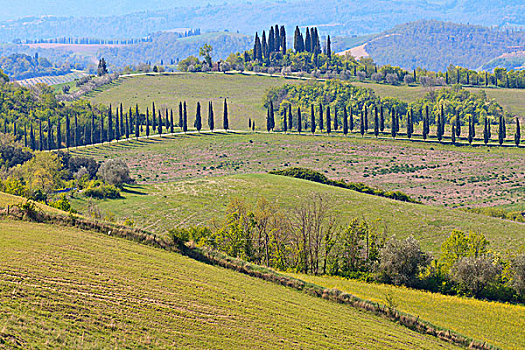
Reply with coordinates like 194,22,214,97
0,0,523,42
0,219,463,349
362,20,525,71
69,172,525,255
0,53,71,80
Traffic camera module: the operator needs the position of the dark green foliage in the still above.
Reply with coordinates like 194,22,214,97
56,119,61,149
498,115,505,145
47,117,53,150
343,106,348,135
152,102,157,131
38,120,43,151
270,167,420,203
326,35,332,58
223,98,229,130
195,102,202,132
319,104,323,131
208,102,214,131
326,106,331,134
483,117,489,144
379,105,384,132
515,117,521,146
83,184,121,199
283,109,287,132
297,107,302,133
266,101,274,131
455,108,461,137
183,102,188,132
287,104,292,131
107,105,113,142
374,107,379,137
406,109,413,139
145,108,150,137
158,109,163,136
310,104,315,134
124,111,129,139
99,112,104,143
333,106,338,131
468,115,473,144
179,102,183,129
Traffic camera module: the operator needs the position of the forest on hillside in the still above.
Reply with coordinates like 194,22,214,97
0,53,71,80
366,20,525,71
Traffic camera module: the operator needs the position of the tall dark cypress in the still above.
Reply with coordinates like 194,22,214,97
262,31,268,59
305,28,311,52
451,125,456,145
195,102,202,132
128,107,133,138
74,114,79,147
326,35,332,58
391,108,396,138
183,102,188,132
498,115,505,145
208,101,214,131
270,101,275,130
120,103,124,137
146,108,150,137
254,33,263,61
349,106,354,131
407,109,413,139
360,111,365,136
334,106,339,131
108,105,113,141
223,99,229,131
115,108,120,141
297,107,302,133
283,108,288,132
437,107,443,142
135,107,140,139
274,24,280,52
23,124,27,147
364,105,368,132
374,107,379,137
319,104,324,131
13,120,17,139
170,110,174,133
515,117,521,146
57,118,62,149
266,107,271,132
39,120,43,151
179,102,183,128
158,109,163,136
310,104,315,134
423,106,429,140
30,124,35,150
343,106,348,135
125,111,129,139
152,102,157,131
294,26,301,52
268,27,275,55
100,112,104,143
483,117,489,144
280,26,286,54
326,106,331,134
468,115,473,144
47,117,53,150
455,108,461,137
380,105,385,132
288,104,292,131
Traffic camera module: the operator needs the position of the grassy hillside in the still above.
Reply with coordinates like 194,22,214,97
0,219,462,349
288,274,525,350
70,173,525,255
0,192,63,215
89,73,302,130
70,133,525,210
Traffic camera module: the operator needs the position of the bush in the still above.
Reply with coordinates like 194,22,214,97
97,159,132,187
511,255,525,297
451,255,501,297
379,236,431,287
83,184,121,199
49,194,73,212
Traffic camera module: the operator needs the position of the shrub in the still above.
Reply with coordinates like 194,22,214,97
83,184,121,199
49,194,73,212
451,255,501,297
97,159,132,187
511,254,525,297
379,236,431,287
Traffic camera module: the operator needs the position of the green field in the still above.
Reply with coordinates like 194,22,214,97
70,132,525,209
88,73,303,130
287,274,525,350
0,219,462,349
70,173,525,255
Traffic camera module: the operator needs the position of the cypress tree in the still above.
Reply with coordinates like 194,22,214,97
146,108,150,137
195,102,202,132
297,107,302,133
125,111,129,139
170,109,174,133
472,114,476,139
24,124,27,148
128,107,133,137
269,101,275,130
135,108,140,139
183,102,188,132
283,108,288,132
223,99,229,131
423,106,429,140
108,105,113,141
254,33,263,61
498,115,505,145
334,106,338,131
288,106,293,131
360,111,365,136
65,113,70,148
326,35,332,58
249,118,252,129
100,112,104,143
349,106,354,131
326,106,331,134
39,120,43,151
380,105,384,132
119,103,124,137
74,114,79,146
294,26,301,52
266,107,271,132
407,109,413,139
483,117,489,144
274,24,280,52
179,102,183,129
48,117,53,150
262,31,268,59
305,28,311,53
451,125,456,145
30,123,35,150
310,104,315,134
208,101,214,131
515,117,521,146
268,27,275,55
364,105,368,132
391,108,396,138
374,107,379,137
446,72,449,85
152,103,157,131
57,118,62,149
319,104,324,131
165,111,169,135
158,109,163,136
280,26,286,55
468,115,473,144
343,106,348,135
455,108,461,137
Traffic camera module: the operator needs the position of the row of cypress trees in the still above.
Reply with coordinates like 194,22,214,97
3,99,231,151
266,102,522,146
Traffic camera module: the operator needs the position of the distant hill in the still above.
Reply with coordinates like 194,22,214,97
98,31,252,68
355,20,525,71
0,53,71,80
0,0,522,42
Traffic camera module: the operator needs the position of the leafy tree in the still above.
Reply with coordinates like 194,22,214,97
199,44,213,66
97,159,132,188
97,57,108,76
439,230,489,274
511,255,525,296
452,256,501,297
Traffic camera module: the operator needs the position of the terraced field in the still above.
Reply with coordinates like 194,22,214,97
0,219,462,349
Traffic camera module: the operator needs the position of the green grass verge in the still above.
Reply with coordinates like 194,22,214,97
0,219,462,349
286,273,525,350
70,173,525,255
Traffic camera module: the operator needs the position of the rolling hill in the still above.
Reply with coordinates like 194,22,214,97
0,218,464,349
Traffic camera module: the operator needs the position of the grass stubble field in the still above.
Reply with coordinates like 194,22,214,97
0,219,464,349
